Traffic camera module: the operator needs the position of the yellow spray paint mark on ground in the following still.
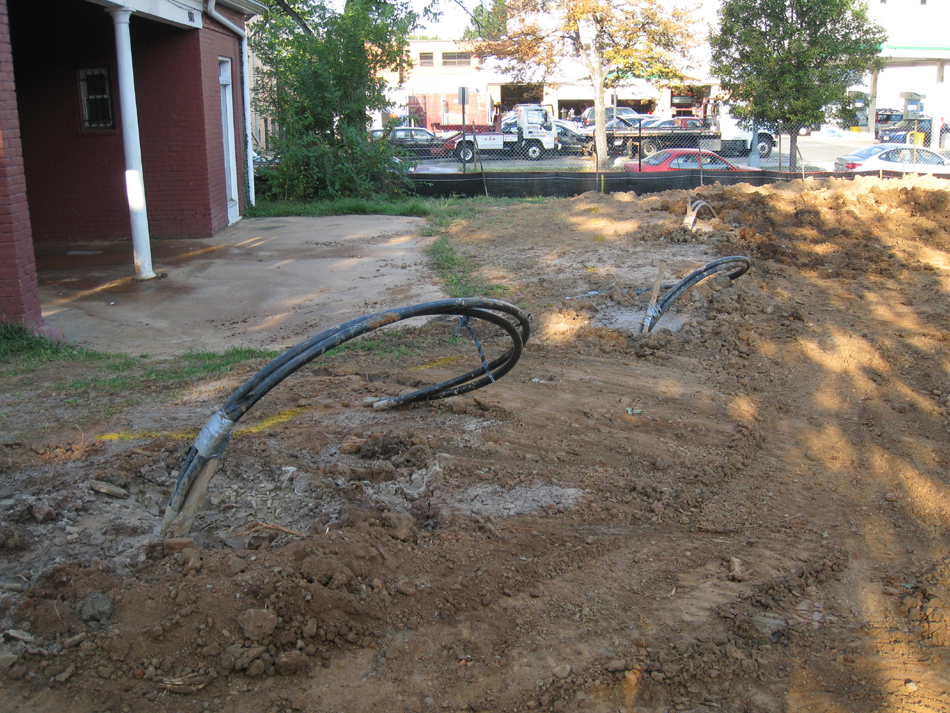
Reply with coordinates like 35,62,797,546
95,407,308,442
408,355,465,371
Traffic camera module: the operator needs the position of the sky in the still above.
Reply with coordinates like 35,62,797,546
412,0,720,40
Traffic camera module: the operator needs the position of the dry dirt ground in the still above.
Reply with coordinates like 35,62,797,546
2,175,950,713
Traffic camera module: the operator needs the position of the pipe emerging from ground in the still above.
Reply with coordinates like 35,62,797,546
162,298,530,537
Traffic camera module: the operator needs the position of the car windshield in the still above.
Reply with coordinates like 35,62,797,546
852,146,889,159
642,151,672,165
892,119,930,130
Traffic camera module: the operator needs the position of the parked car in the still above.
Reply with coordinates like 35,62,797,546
576,116,658,136
647,117,709,130
834,144,950,175
875,109,903,138
368,127,446,156
623,148,748,172
554,120,592,153
879,117,948,146
579,106,646,127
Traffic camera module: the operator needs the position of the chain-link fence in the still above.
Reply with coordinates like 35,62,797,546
412,115,950,176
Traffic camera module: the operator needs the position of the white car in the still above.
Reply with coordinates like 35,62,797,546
835,144,950,175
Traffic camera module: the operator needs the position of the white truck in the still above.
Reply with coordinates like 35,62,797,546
716,111,775,158
434,104,558,161
704,101,775,158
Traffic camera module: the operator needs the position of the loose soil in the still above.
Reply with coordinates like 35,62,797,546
3,175,950,713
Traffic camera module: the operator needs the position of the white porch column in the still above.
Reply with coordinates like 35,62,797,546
109,8,156,280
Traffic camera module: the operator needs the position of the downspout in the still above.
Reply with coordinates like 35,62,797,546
204,0,255,207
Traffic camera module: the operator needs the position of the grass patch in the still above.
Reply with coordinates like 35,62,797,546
427,235,510,298
1,323,276,397
0,323,112,374
246,196,432,219
59,346,278,394
320,331,418,361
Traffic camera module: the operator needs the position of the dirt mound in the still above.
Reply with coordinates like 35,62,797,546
3,175,950,712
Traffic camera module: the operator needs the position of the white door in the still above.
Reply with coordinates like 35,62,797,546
219,58,240,225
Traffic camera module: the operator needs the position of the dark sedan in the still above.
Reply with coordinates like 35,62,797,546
368,127,446,156
879,118,948,146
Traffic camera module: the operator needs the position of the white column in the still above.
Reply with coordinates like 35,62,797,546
868,69,879,140
109,8,156,280
934,61,946,150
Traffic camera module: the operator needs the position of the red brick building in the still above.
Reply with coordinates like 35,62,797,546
0,0,263,333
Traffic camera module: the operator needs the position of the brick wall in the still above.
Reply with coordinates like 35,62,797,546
11,0,248,242
0,0,43,327
200,8,247,234
134,19,215,238
12,0,130,242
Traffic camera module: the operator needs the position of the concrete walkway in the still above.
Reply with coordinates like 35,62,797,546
36,216,442,357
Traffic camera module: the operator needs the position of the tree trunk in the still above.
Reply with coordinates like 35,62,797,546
581,40,610,171
788,130,799,172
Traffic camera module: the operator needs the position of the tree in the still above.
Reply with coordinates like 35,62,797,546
471,0,698,168
251,0,419,198
710,0,886,170
462,0,508,41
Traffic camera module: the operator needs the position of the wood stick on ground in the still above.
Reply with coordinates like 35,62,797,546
234,521,306,538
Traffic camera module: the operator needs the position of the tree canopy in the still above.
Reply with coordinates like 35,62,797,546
462,0,508,40
470,0,698,167
710,0,886,168
251,0,419,198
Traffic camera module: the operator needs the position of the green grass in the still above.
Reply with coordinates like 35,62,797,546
58,346,278,394
427,234,512,299
246,195,538,298
1,323,276,396
245,195,432,219
0,322,112,374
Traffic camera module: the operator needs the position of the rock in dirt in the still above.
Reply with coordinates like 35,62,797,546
237,609,278,641
63,632,87,649
163,537,197,556
31,503,56,523
276,650,309,675
382,512,416,541
89,480,129,498
0,652,18,672
79,592,114,623
552,664,572,679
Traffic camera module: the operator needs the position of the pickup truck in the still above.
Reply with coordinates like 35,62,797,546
433,104,558,161
579,116,717,157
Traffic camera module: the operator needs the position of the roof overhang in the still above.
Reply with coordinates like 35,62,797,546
84,0,264,29
880,43,950,69
217,0,267,15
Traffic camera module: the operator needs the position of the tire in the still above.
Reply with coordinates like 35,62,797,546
640,140,660,157
525,141,544,160
457,142,475,162
757,137,773,159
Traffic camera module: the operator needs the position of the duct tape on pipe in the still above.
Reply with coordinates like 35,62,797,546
193,410,235,459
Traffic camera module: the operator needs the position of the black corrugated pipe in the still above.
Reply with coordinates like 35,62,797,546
162,298,531,537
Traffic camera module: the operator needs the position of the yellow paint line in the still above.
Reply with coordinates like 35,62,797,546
408,355,465,371
95,406,308,442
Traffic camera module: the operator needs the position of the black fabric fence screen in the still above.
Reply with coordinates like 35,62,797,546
407,170,945,199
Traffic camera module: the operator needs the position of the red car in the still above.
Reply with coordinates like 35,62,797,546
624,148,747,172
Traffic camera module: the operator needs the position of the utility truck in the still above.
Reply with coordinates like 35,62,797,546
433,104,558,161
702,101,775,158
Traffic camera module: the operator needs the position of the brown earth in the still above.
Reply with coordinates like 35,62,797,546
2,174,950,713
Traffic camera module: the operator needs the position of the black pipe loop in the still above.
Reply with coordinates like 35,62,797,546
641,256,751,333
165,298,530,524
